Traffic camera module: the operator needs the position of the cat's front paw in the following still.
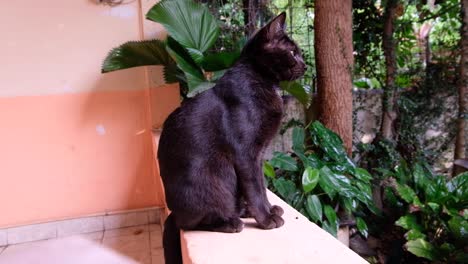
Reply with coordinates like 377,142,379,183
257,214,284,229
270,205,284,216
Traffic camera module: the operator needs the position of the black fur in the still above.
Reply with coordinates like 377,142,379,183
157,12,306,264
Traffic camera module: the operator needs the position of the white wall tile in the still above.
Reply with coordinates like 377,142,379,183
104,212,148,230
57,216,103,237
7,222,57,244
0,229,6,247
148,209,161,224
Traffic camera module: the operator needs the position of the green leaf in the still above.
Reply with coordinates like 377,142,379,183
263,162,275,178
163,62,179,83
310,121,355,170
405,229,426,240
165,37,214,96
352,168,373,182
102,39,173,73
341,198,357,213
147,0,219,53
186,80,216,97
405,239,435,260
356,217,369,238
292,127,305,153
412,162,430,189
426,175,450,202
384,187,400,208
269,152,298,171
396,215,422,231
355,181,373,202
427,202,440,212
166,37,204,80
202,51,240,72
396,184,419,204
318,166,338,198
448,216,468,240
273,178,296,200
279,81,310,107
322,220,338,237
305,153,324,169
305,195,322,222
302,167,319,194
323,205,338,226
448,172,468,201
186,48,204,65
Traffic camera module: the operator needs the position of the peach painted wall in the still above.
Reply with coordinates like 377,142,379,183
0,0,179,228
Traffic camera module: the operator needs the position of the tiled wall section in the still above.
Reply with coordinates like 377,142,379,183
0,208,162,247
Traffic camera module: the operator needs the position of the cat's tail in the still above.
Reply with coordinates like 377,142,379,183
163,213,182,264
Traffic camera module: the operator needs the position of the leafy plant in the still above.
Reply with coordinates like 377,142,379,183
264,121,378,237
101,0,240,97
101,0,311,103
381,162,468,262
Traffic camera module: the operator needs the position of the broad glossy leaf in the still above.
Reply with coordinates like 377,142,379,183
291,192,305,209
273,178,296,200
405,239,435,260
396,184,419,204
384,186,401,208
448,216,468,240
310,121,355,169
202,51,240,72
323,205,338,226
424,176,449,205
270,152,298,171
263,162,275,178
186,48,204,65
163,62,179,83
279,81,310,107
210,69,227,81
147,0,219,53
396,214,422,231
447,172,468,201
302,167,319,193
306,153,324,169
352,168,373,182
292,127,305,153
318,166,338,198
322,220,338,237
427,202,440,212
305,195,322,222
355,181,373,202
102,39,173,73
186,79,216,97
405,229,426,240
395,160,410,183
166,37,204,81
412,162,430,189
341,198,357,213
356,217,368,238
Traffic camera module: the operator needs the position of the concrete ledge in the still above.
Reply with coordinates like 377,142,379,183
181,191,367,264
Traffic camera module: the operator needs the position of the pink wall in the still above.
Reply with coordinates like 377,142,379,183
0,0,178,227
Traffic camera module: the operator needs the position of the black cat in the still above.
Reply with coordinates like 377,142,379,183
157,12,306,264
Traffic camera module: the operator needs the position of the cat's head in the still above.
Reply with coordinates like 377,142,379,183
241,12,306,82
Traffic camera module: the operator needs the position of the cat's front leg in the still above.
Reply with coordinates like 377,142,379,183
235,159,284,229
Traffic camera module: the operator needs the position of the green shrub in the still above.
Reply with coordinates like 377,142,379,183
264,121,378,237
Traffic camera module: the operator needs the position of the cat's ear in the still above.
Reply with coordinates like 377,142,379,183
264,12,286,40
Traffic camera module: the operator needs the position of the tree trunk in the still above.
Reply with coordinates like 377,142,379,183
242,0,259,36
454,0,468,176
380,0,399,141
314,0,354,154
315,0,354,247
